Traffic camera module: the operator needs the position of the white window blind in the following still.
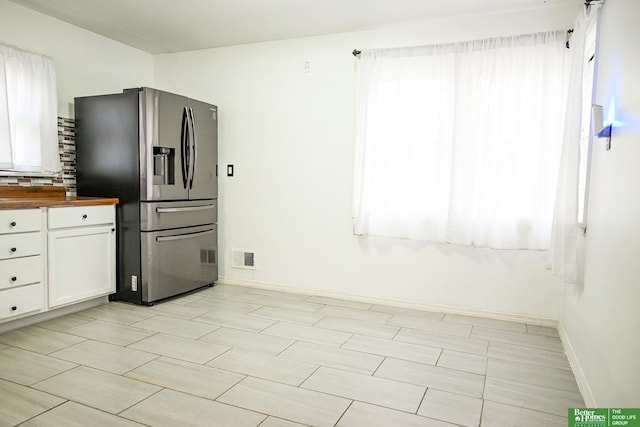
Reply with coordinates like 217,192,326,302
0,44,60,174
353,31,570,250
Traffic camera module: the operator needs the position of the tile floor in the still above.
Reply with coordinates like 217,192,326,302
0,284,584,426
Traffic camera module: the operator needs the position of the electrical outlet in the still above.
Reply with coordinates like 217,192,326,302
131,275,138,291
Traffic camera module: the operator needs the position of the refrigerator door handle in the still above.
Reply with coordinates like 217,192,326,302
188,107,197,190
155,228,215,242
156,204,215,214
180,106,190,189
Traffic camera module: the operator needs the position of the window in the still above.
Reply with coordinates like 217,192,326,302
0,44,60,174
353,32,570,250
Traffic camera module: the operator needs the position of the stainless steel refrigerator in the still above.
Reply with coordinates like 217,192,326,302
75,87,218,305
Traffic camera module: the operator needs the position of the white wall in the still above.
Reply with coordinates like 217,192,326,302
155,5,579,321
0,0,153,117
561,0,640,406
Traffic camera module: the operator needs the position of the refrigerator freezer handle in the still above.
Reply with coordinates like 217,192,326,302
188,107,197,190
156,204,215,213
180,107,190,189
155,228,215,242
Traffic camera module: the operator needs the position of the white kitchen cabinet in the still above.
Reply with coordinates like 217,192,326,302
0,209,45,322
47,205,116,309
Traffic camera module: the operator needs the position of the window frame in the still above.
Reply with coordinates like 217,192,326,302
578,17,600,230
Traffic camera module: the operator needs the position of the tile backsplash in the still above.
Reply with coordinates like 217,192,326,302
0,117,77,196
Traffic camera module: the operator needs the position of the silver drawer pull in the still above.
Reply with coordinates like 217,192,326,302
156,229,215,242
156,205,215,214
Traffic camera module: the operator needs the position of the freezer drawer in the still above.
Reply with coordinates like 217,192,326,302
140,200,216,232
141,224,217,303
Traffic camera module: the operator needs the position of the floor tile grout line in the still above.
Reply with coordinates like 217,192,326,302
481,363,488,401
485,338,571,357
395,324,490,342
274,338,298,356
370,358,486,398
370,355,388,377
17,400,76,427
433,346,445,366
332,399,355,427
122,366,251,406
479,397,487,426
298,363,323,388
115,386,165,419
415,386,429,415
118,352,162,377
482,396,577,419
485,353,578,376
482,371,583,395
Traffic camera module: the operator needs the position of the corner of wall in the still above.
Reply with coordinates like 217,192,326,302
558,320,596,406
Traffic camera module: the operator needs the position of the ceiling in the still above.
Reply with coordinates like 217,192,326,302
10,0,580,54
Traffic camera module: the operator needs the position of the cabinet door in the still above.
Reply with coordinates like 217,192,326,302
48,225,115,308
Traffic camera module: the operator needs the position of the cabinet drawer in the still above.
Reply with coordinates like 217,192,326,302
48,205,115,229
0,209,42,234
0,256,42,290
0,283,44,321
0,232,42,260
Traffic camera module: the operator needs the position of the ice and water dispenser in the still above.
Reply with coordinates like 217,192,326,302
153,146,175,185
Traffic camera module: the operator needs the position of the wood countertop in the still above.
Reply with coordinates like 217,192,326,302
0,186,118,209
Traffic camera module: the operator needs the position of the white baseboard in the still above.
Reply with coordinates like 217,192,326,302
218,276,558,328
558,321,596,406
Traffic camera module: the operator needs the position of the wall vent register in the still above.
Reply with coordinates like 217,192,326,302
232,249,255,269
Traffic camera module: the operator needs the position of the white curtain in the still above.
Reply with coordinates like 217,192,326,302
353,31,570,250
0,44,60,173
548,4,602,282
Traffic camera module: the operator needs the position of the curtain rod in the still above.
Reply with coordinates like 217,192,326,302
353,28,575,56
353,0,599,56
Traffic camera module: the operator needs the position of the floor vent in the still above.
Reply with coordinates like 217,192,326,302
200,249,217,265
232,249,256,269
